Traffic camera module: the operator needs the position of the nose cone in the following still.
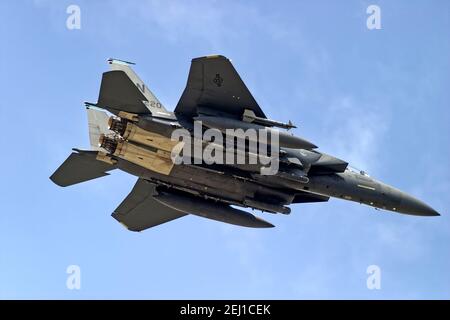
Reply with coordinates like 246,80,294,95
399,193,440,216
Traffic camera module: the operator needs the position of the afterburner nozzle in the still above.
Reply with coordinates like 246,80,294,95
99,134,118,154
108,116,127,136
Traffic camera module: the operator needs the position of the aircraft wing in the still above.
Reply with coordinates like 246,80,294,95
175,55,266,119
112,179,187,232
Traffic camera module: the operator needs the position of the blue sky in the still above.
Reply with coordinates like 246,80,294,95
0,0,449,299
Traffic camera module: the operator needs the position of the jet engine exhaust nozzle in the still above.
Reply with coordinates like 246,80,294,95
99,134,118,154
108,117,127,136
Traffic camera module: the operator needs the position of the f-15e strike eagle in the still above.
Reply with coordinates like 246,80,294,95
50,55,439,231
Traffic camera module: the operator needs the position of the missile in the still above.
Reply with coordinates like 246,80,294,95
153,192,274,228
243,198,291,214
242,109,296,129
194,115,317,149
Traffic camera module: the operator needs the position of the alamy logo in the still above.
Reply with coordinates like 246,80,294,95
66,265,81,290
171,121,280,175
66,5,81,30
366,5,381,30
366,265,381,290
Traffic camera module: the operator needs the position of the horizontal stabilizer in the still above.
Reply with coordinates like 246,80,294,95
112,179,187,231
50,150,116,187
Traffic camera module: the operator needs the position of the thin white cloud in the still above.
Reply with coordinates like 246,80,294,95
108,0,307,52
318,95,389,173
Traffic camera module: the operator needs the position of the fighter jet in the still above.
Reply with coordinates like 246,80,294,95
50,55,440,231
